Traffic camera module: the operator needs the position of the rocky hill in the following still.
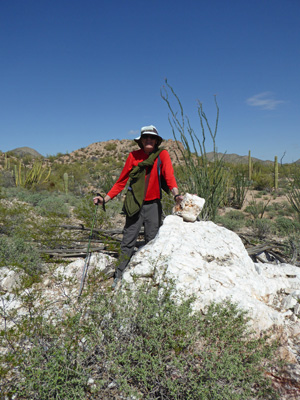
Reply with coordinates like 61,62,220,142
54,139,185,166
7,146,43,158
2,141,300,166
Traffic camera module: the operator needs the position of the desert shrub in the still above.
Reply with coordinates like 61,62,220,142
98,171,116,194
274,216,300,236
0,235,42,275
282,234,300,262
0,200,33,237
37,196,70,217
0,170,15,187
161,191,175,217
245,199,270,219
249,218,275,239
254,191,263,198
16,190,46,206
286,181,300,222
73,193,109,228
215,210,246,232
31,215,74,250
1,285,278,399
251,172,273,191
230,171,249,209
104,142,117,151
105,197,123,219
267,201,295,218
3,187,50,206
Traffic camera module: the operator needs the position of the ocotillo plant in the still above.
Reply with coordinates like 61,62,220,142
161,79,227,221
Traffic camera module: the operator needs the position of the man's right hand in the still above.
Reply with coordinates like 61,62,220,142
93,196,103,205
93,194,111,206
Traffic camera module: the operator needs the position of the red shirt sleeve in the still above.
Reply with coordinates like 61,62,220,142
106,152,134,199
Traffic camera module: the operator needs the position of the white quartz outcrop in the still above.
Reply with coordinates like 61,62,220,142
122,215,300,332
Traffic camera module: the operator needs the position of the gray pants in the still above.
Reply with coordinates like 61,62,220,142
115,200,162,278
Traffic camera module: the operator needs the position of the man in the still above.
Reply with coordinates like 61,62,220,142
93,125,183,287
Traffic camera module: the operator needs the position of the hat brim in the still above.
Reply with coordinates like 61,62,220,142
134,133,163,149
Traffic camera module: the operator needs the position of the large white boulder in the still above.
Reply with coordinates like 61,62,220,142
122,215,300,332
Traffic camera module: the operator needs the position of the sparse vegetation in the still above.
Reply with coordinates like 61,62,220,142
1,135,300,399
0,284,279,399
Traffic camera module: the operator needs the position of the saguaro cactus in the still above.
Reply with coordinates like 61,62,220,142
63,172,69,194
274,155,278,190
4,153,10,170
248,150,252,181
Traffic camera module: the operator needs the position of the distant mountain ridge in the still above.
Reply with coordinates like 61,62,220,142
3,143,300,165
8,147,43,158
206,152,274,165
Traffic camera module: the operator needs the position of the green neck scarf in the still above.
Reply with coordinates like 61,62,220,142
123,148,164,217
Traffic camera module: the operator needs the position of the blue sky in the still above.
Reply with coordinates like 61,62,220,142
1,0,299,162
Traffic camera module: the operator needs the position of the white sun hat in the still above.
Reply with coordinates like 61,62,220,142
134,125,163,148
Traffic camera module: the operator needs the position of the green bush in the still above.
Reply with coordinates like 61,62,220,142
1,285,279,399
0,200,33,237
251,172,273,191
230,171,249,209
286,183,300,222
0,235,42,275
73,193,108,228
37,196,70,217
267,201,295,218
104,142,117,151
244,199,270,219
215,210,246,232
161,191,175,217
31,215,74,250
250,218,274,239
275,216,300,236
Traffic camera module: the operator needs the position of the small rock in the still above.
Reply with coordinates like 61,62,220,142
282,295,298,310
87,378,95,385
294,303,300,316
173,193,205,222
278,345,297,363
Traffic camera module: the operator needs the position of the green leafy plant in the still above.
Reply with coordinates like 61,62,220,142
245,198,271,219
1,284,279,399
37,196,70,218
104,142,117,151
250,218,274,239
286,181,300,222
73,193,109,229
275,216,300,236
230,171,249,209
0,235,42,275
215,210,246,232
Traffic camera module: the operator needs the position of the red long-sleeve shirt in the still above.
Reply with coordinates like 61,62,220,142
107,148,177,201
